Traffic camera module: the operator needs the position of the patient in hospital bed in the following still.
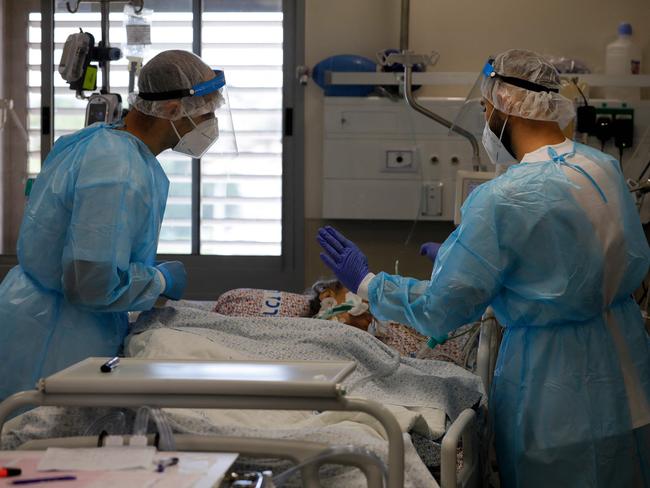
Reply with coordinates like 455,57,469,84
211,280,479,366
2,283,485,487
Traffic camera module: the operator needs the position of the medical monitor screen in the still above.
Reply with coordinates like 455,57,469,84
454,170,495,225
86,103,107,125
464,179,486,202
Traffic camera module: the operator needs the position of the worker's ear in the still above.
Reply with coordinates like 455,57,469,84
162,99,183,120
493,93,509,116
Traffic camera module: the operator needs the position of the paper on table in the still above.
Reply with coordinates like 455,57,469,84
147,473,202,488
191,453,239,488
85,472,160,488
37,447,156,472
2,451,238,488
84,472,202,488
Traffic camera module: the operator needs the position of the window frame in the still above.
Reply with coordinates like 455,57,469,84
0,0,305,298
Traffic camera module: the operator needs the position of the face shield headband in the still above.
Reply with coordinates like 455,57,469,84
483,60,560,94
137,69,226,101
451,58,560,134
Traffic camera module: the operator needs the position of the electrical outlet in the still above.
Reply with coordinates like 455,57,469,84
422,182,443,216
385,150,415,171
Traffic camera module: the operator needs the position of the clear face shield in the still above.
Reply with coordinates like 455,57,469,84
197,71,238,157
450,59,495,134
137,69,238,157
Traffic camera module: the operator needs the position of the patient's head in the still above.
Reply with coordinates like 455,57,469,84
308,279,374,331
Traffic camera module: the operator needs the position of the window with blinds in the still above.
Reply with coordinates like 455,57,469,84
27,1,283,256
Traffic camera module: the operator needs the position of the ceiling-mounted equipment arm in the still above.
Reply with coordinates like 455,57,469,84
393,0,482,169
403,65,481,169
400,0,410,52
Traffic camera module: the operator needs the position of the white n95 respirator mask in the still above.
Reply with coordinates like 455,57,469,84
482,113,517,167
171,116,219,158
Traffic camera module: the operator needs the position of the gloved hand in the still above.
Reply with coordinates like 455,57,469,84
420,242,442,263
155,261,187,300
317,226,369,293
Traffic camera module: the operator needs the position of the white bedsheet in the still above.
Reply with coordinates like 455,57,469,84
2,304,484,487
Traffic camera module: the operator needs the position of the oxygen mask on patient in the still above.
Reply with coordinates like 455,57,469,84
312,282,390,334
316,291,368,321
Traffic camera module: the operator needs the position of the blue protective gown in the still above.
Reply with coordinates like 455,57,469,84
0,123,169,401
368,139,650,487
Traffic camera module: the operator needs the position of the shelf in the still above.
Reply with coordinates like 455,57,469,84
326,71,650,88
572,74,650,87
326,71,477,86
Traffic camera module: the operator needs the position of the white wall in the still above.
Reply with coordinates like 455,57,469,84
303,0,650,286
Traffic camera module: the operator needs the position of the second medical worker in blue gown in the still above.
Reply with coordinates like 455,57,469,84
318,50,650,487
0,50,226,401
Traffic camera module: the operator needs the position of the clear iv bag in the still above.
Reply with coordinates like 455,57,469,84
123,3,152,59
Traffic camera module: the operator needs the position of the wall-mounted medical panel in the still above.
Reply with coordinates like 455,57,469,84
322,97,486,221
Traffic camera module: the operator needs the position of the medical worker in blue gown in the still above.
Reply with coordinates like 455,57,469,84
318,49,650,487
0,50,227,401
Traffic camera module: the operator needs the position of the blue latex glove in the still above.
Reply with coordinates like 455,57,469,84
420,242,442,263
156,261,187,300
317,226,369,293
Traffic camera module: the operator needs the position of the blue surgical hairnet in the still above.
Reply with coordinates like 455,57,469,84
129,50,224,120
481,49,576,128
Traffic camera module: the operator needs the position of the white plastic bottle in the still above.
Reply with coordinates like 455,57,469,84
605,22,642,100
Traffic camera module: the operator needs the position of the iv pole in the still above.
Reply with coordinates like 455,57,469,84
65,0,144,95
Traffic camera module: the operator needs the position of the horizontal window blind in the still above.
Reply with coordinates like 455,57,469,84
27,5,283,256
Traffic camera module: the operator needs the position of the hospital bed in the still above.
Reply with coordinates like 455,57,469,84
0,309,502,488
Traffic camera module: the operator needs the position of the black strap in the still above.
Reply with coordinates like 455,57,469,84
497,74,559,94
138,88,192,101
